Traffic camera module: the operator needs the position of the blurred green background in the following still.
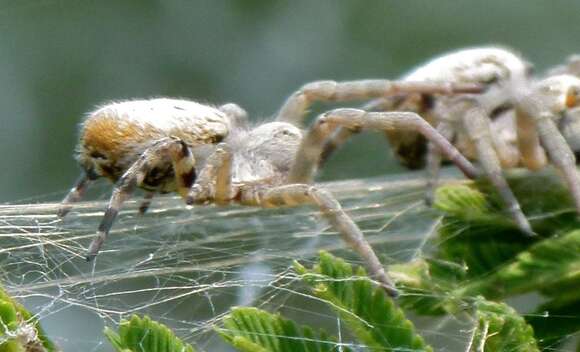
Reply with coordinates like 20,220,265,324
1,0,580,203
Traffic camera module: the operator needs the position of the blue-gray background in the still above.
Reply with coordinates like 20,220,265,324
1,0,579,202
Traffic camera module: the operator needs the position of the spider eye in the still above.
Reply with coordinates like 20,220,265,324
90,151,107,160
276,129,294,138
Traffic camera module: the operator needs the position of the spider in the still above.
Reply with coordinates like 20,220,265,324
308,46,580,236
57,79,484,298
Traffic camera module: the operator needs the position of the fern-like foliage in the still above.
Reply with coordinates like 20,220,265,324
424,172,580,349
421,173,580,303
435,172,580,279
390,257,468,315
0,286,58,352
218,307,352,352
460,229,580,300
218,252,432,352
387,172,580,350
434,182,537,278
294,251,433,352
468,298,539,352
104,315,196,352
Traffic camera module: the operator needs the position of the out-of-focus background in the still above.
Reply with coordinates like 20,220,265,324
2,0,580,202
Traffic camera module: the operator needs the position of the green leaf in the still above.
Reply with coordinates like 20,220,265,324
295,251,432,351
0,300,24,352
0,300,19,334
461,229,580,300
382,171,580,351
104,315,196,352
434,183,537,278
0,286,58,352
218,307,350,352
390,258,468,315
473,170,580,233
468,298,539,352
433,172,580,280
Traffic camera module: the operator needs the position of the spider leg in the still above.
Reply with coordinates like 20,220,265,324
287,118,342,183
316,96,410,167
288,108,479,184
86,138,196,260
317,95,431,171
425,121,455,205
489,112,520,168
213,146,233,205
460,103,535,236
187,143,233,205
516,106,548,170
318,113,457,200
536,114,580,212
138,192,155,215
275,79,483,127
87,162,141,261
58,174,92,218
318,127,360,167
241,183,398,297
520,96,580,212
167,139,197,199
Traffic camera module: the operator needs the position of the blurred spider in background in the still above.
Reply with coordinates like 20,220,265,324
311,46,580,235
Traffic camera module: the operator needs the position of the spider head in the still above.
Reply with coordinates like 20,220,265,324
244,122,302,173
535,74,580,113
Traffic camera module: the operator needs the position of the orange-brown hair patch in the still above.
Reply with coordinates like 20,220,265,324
82,116,158,156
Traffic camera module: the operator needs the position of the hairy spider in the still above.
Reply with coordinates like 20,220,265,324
312,46,580,236
58,80,483,298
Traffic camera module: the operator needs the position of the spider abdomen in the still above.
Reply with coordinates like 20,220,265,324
385,47,530,169
76,98,231,183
